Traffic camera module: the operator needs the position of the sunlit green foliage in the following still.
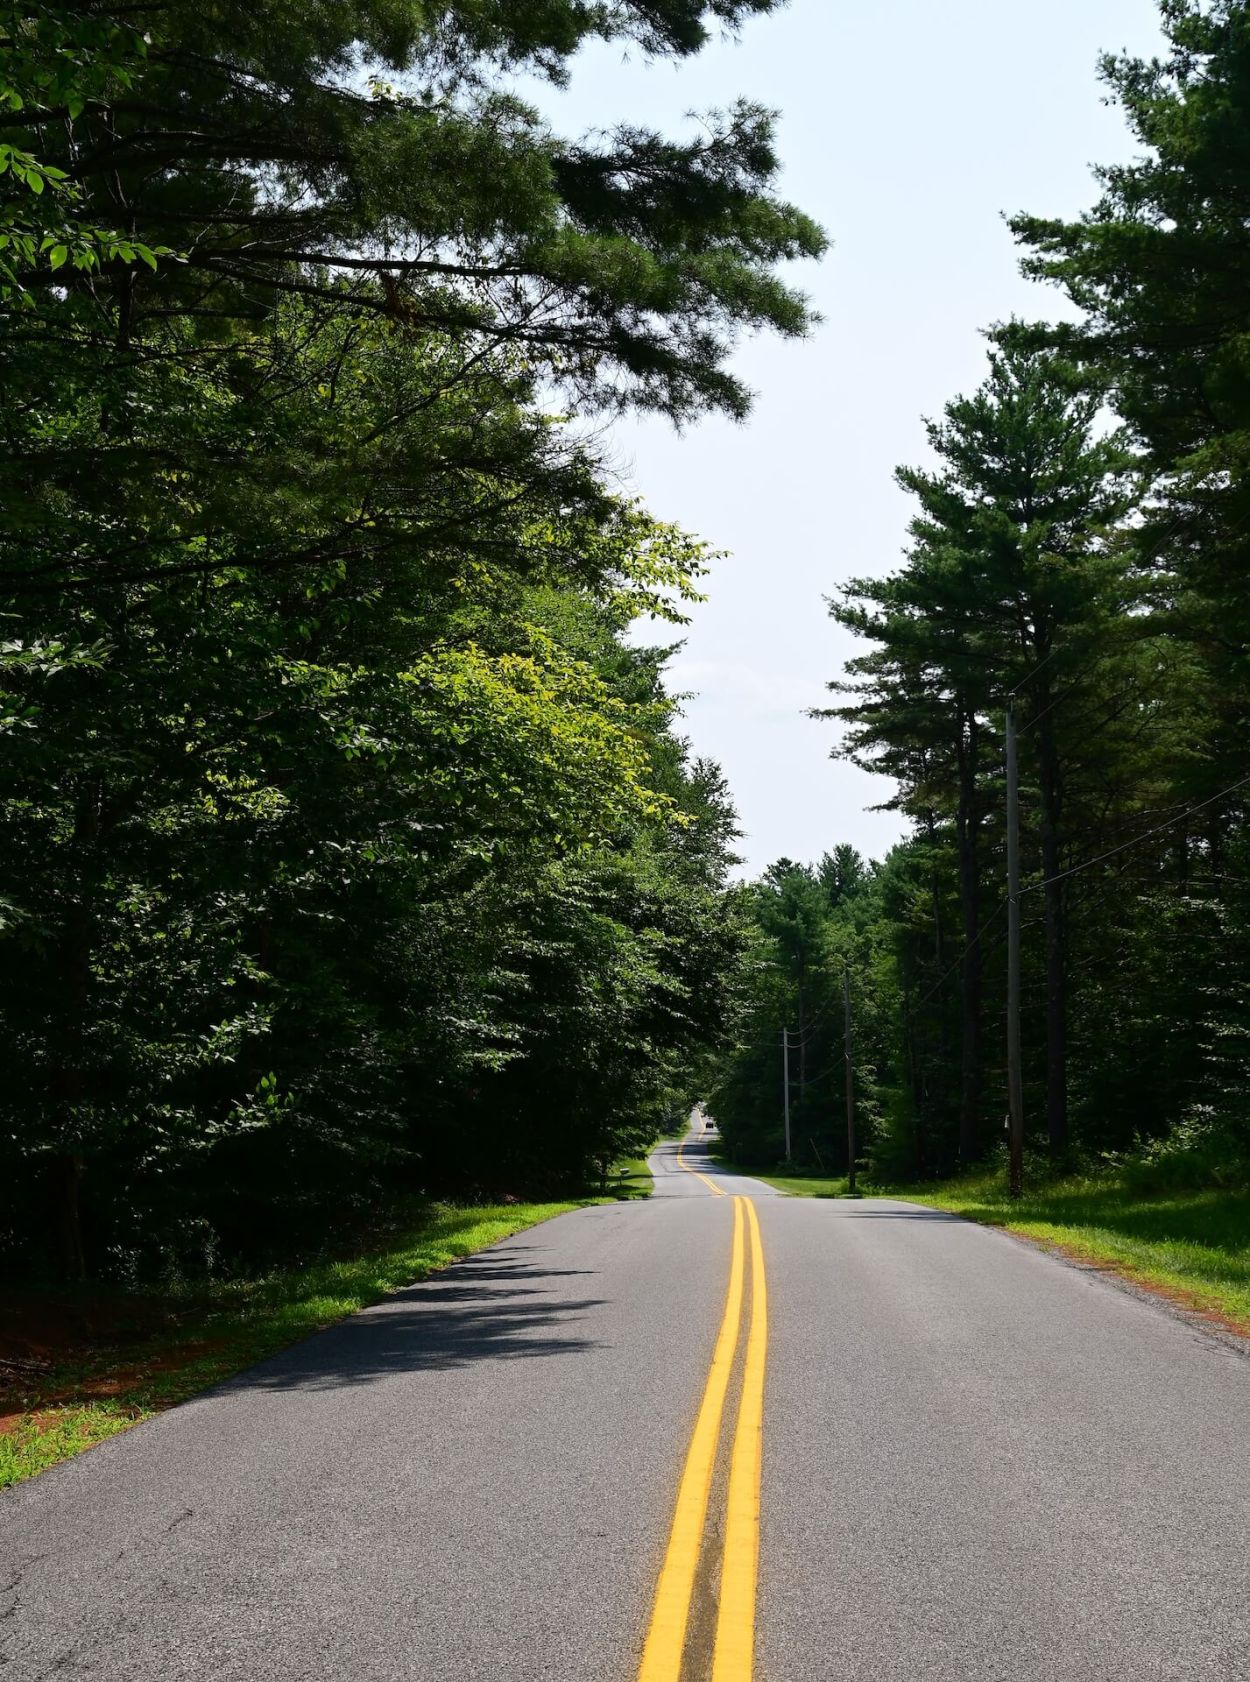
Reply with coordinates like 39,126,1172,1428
0,0,814,1280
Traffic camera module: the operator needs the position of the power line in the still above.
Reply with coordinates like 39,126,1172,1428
1023,772,1250,893
1008,644,1061,698
735,767,1250,1080
905,896,1009,1018
902,771,1250,1018
1015,665,1098,735
728,1023,817,1052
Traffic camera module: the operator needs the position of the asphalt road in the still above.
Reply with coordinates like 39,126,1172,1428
5,1127,1250,1681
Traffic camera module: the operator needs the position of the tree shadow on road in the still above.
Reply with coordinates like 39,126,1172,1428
227,1252,605,1391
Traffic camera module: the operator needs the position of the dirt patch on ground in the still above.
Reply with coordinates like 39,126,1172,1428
0,1288,219,1420
1,1287,182,1362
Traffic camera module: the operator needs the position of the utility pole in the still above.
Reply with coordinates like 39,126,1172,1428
782,1028,792,1162
843,969,857,1195
1005,700,1025,1198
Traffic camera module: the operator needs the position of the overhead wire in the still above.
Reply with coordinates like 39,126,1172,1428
904,896,1009,1019
900,771,1250,1021
1023,771,1250,893
767,508,1244,1048
846,503,1248,1045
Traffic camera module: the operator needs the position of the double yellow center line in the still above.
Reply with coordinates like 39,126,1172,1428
676,1133,726,1197
637,1192,769,1682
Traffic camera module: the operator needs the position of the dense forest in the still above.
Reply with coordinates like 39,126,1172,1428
6,0,1249,1285
0,0,826,1281
712,1,1250,1188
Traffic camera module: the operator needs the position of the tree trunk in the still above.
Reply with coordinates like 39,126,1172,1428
903,1004,926,1178
797,983,807,1100
923,811,952,1157
50,1153,87,1281
50,776,102,1279
955,711,983,1163
1036,711,1068,1155
930,873,945,973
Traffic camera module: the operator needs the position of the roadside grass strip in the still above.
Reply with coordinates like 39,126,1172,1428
610,1156,655,1199
0,1404,141,1486
750,1170,850,1199
638,1195,769,1682
0,1200,583,1490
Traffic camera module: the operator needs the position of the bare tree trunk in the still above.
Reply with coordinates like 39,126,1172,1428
1036,710,1068,1155
797,983,807,1100
955,711,983,1163
50,778,102,1280
50,1153,87,1280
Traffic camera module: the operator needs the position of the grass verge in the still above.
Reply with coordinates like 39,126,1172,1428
607,1154,654,1199
749,1169,851,1199
1,1199,581,1491
750,1158,1250,1339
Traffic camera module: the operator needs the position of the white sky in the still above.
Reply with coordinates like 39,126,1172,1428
536,0,1167,875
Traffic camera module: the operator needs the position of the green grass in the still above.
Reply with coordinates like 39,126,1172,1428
751,1169,852,1199
0,1403,145,1485
0,1199,582,1490
608,1155,654,1199
754,1157,1250,1336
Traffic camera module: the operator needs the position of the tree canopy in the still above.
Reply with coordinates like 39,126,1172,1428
0,0,820,1280
712,3,1250,1191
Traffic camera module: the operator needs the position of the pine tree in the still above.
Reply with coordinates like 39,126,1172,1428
829,347,1135,1157
1010,0,1250,796
3,0,825,422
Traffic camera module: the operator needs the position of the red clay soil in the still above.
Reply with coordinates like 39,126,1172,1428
0,1287,215,1428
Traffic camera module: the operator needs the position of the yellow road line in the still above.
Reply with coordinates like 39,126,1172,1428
711,1196,768,1682
677,1132,725,1197
637,1197,746,1682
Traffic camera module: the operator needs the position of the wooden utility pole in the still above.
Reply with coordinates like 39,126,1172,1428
782,1028,792,1162
843,970,857,1195
1005,701,1025,1197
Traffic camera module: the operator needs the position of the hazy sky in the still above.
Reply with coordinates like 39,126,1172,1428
535,0,1167,875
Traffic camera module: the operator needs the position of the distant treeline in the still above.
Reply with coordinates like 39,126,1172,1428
712,3,1250,1184
0,0,825,1280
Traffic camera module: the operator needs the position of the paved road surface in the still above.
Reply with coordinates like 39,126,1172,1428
5,1126,1249,1680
